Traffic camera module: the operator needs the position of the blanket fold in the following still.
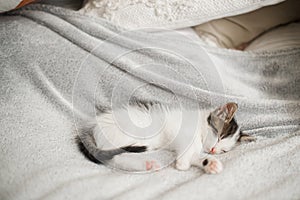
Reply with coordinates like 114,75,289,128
1,4,300,200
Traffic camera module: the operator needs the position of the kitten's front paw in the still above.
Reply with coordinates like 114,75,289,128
176,160,191,171
202,157,223,174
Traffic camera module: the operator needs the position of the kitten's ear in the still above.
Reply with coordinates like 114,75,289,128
218,102,238,123
238,132,256,142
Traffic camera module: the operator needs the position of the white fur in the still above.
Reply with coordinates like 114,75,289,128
94,104,240,174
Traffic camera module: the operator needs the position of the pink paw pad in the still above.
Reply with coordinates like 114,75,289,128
146,161,160,171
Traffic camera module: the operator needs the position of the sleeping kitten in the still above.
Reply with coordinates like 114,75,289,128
77,102,254,174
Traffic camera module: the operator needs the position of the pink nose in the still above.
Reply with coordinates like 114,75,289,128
210,147,216,154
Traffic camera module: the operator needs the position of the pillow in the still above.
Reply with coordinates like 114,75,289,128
244,22,300,51
193,0,300,49
80,0,284,30
0,0,35,13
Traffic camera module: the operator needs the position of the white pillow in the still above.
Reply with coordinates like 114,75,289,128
245,22,300,51
80,0,284,30
193,0,300,49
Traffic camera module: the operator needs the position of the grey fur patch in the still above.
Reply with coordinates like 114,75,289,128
76,124,147,163
207,114,240,139
220,118,239,139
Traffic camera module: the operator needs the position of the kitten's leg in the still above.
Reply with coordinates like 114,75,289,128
192,154,223,174
175,148,195,171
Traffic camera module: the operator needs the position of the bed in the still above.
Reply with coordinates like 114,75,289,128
0,1,300,200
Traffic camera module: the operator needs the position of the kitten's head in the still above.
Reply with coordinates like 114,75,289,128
204,102,255,154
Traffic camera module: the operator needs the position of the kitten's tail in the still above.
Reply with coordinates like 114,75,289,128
75,124,147,164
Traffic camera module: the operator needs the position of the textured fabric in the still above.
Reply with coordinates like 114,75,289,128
80,0,284,30
193,0,300,49
1,4,300,200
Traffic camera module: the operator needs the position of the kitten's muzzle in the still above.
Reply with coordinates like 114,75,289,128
210,147,216,154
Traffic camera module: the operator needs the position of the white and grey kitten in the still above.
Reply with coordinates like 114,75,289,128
77,102,254,174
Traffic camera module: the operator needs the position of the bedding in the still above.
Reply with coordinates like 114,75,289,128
245,22,300,51
80,0,285,30
0,4,300,200
175,28,222,48
193,0,300,49
0,0,36,12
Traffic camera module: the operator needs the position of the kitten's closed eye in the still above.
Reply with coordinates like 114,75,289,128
210,147,227,154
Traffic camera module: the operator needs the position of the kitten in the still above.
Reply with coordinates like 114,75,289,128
76,102,254,174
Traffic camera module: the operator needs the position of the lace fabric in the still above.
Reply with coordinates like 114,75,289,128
80,0,284,30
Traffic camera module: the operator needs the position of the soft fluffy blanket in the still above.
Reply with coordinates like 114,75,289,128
0,4,300,200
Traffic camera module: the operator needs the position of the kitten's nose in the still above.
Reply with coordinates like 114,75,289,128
210,147,216,154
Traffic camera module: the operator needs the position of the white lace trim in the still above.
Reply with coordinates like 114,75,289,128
80,0,284,30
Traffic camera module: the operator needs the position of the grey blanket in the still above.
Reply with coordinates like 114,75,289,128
0,4,300,200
